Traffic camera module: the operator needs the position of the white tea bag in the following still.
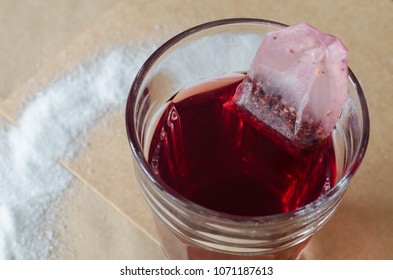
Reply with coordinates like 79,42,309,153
233,23,349,149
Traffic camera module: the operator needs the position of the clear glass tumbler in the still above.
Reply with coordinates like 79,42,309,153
125,18,370,259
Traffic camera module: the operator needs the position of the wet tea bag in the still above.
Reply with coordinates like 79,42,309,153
232,23,349,150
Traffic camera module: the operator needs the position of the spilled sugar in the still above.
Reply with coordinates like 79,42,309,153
0,44,154,259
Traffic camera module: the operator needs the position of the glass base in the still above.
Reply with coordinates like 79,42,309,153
154,215,310,260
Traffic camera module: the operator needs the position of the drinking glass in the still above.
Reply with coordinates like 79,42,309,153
125,18,369,259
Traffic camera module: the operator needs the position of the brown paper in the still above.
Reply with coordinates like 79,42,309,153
55,180,164,259
0,0,121,102
1,0,392,259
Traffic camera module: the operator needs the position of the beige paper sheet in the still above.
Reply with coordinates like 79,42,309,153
0,0,122,102
55,180,164,259
1,0,392,259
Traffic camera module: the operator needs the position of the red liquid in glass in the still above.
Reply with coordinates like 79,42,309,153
148,75,336,216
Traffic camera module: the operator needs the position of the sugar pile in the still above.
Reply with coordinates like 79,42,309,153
0,44,153,259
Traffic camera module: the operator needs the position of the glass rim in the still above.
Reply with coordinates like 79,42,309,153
125,18,370,224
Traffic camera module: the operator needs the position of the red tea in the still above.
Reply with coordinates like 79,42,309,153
148,74,336,216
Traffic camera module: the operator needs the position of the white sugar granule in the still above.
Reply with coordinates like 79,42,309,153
0,44,153,259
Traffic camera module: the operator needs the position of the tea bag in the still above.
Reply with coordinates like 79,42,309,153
233,23,349,149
